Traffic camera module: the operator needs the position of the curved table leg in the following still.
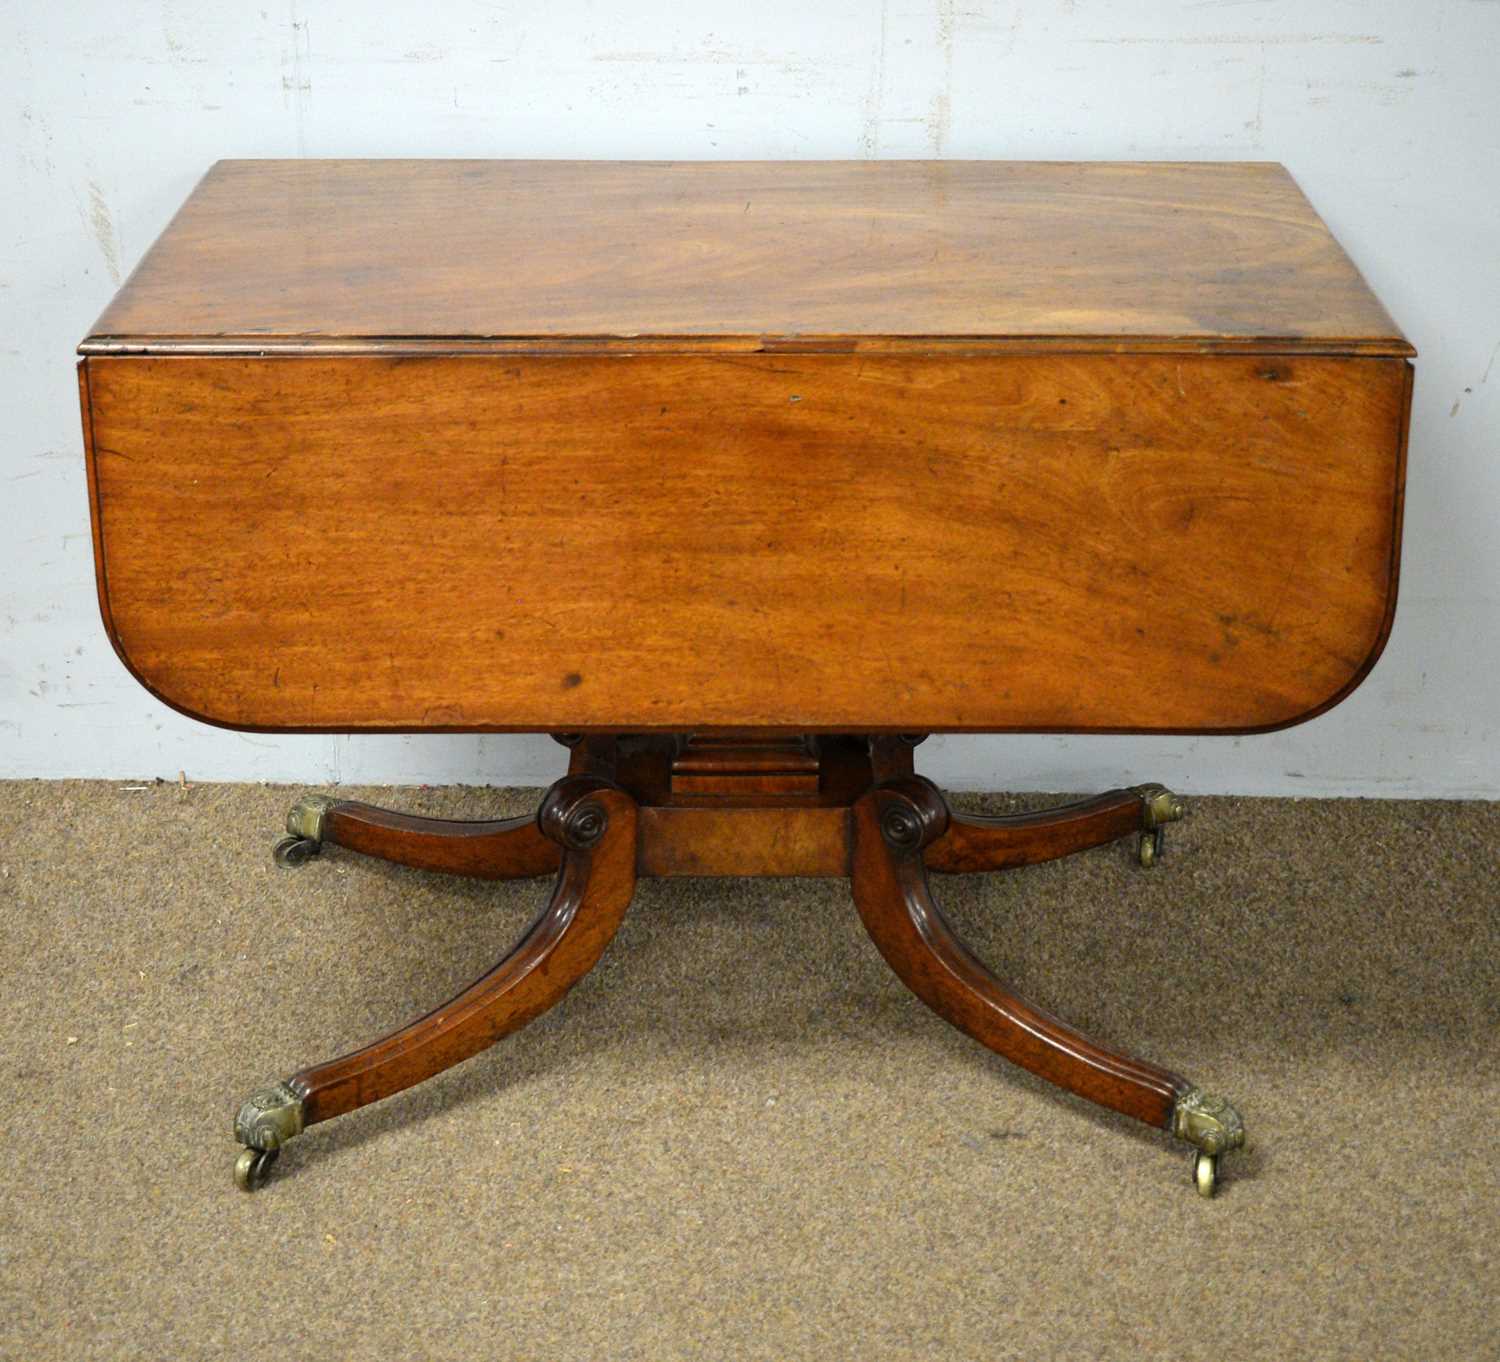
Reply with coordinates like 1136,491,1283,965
273,794,561,879
273,792,561,876
234,776,637,1189
850,777,1244,1195
923,784,1185,874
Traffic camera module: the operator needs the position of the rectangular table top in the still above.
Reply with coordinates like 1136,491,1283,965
80,159,1413,736
84,159,1410,356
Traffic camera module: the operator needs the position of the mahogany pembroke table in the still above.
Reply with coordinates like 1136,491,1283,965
78,160,1414,1197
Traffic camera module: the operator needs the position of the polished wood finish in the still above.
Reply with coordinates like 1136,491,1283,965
637,805,849,878
86,160,1407,352
850,776,1187,1129
670,737,822,799
80,162,1410,1181
925,789,1149,874
322,803,559,880
270,740,1192,1150
291,777,636,1126
82,160,1413,739
291,776,1156,884
83,351,1409,735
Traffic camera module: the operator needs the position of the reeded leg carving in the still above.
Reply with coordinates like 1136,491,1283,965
850,777,1243,1195
273,795,560,879
923,783,1186,874
235,775,637,1189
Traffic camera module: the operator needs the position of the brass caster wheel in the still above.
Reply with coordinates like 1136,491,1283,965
273,835,320,868
1193,1150,1218,1198
235,1146,279,1192
274,794,336,868
1174,1087,1243,1198
1133,784,1184,869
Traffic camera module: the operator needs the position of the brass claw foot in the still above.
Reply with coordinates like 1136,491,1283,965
233,1080,305,1192
1173,1087,1246,1197
1132,783,1186,868
272,794,338,868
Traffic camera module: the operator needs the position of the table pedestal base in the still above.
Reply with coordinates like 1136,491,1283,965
234,735,1245,1198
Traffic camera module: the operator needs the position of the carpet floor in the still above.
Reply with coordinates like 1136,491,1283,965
0,779,1495,1361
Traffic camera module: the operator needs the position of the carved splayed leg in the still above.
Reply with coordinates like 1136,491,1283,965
239,734,1241,1200
233,775,638,1190
922,781,1188,874
272,792,561,879
850,775,1244,1196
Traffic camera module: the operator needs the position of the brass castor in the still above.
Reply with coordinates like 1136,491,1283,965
1128,780,1188,870
235,1145,279,1192
272,794,338,868
233,1080,304,1191
1173,1087,1243,1199
1193,1150,1218,1198
273,835,320,868
1132,783,1185,868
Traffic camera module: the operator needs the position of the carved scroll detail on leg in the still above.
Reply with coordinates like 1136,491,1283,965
232,775,638,1188
851,777,1189,1130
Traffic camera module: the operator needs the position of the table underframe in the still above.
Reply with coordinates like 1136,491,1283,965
231,734,1245,1198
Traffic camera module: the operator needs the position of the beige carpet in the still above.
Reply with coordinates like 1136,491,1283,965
0,779,1495,1360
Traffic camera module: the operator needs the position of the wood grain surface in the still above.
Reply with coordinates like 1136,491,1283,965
321,803,560,880
637,806,850,877
83,350,1409,734
923,790,1151,874
291,778,637,1125
84,160,1409,354
850,777,1186,1130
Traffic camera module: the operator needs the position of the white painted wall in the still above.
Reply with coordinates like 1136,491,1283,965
3,1,1497,796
